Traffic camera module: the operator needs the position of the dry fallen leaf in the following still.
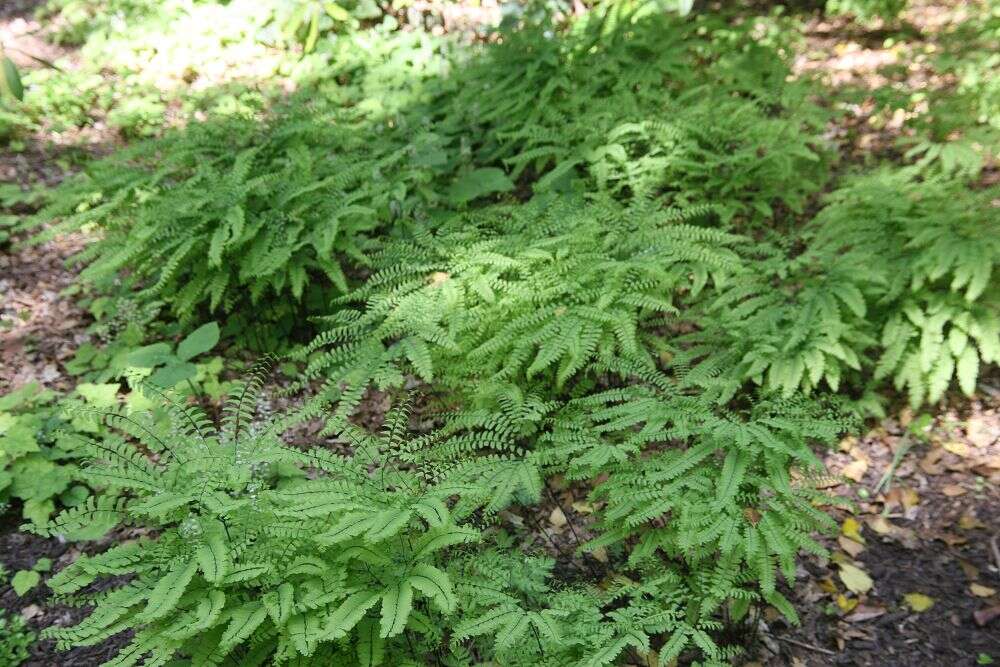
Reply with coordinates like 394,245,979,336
974,605,1000,627
20,604,41,620
839,562,873,594
966,415,996,448
943,441,970,457
548,506,567,528
920,448,947,475
868,515,893,535
903,592,935,612
590,546,609,563
934,532,967,546
900,487,920,509
959,513,985,530
842,459,868,482
959,559,980,581
839,436,858,452
844,604,886,622
970,584,997,598
839,535,865,558
941,484,967,497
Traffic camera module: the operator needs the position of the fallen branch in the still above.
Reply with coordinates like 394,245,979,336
774,635,837,656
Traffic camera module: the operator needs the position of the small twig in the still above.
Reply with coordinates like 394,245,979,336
543,485,601,579
525,513,576,567
872,433,912,496
990,533,1000,582
774,635,837,656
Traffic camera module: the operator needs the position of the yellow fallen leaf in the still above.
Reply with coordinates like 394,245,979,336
842,459,868,482
839,436,858,452
590,546,609,563
839,535,865,558
838,562,873,594
836,594,859,613
943,441,970,457
959,513,985,531
971,584,997,597
901,487,919,509
818,577,838,594
903,592,934,612
548,506,567,528
571,501,595,514
841,517,865,543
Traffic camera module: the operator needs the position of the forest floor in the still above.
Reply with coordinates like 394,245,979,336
1,1,998,665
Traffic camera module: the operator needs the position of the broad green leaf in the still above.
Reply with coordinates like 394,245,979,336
149,362,198,388
324,591,380,639
356,617,384,667
448,168,514,205
2,56,23,101
956,346,979,396
177,322,220,361
126,343,174,368
289,612,322,656
196,522,230,583
76,383,120,409
220,602,267,651
12,569,40,596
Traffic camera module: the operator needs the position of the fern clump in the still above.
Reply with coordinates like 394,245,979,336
29,102,443,325
32,360,853,666
31,368,490,665
299,194,743,414
681,170,1000,409
436,10,828,225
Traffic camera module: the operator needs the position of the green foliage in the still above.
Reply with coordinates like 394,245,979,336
824,0,908,21
0,613,35,667
300,194,742,415
31,108,411,326
0,383,79,526
12,2,1000,665
435,10,828,225
33,362,851,665
900,0,999,180
681,170,1000,409
31,370,481,665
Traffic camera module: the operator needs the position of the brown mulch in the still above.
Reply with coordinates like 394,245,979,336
0,229,92,395
759,389,1000,666
0,514,134,666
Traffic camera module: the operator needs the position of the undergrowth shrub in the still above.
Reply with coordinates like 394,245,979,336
299,194,743,415
435,11,829,225
32,358,850,666
30,7,831,344
0,612,35,667
680,170,1000,409
31,104,444,328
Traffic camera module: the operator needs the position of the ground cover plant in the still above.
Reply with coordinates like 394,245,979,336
1,0,998,665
